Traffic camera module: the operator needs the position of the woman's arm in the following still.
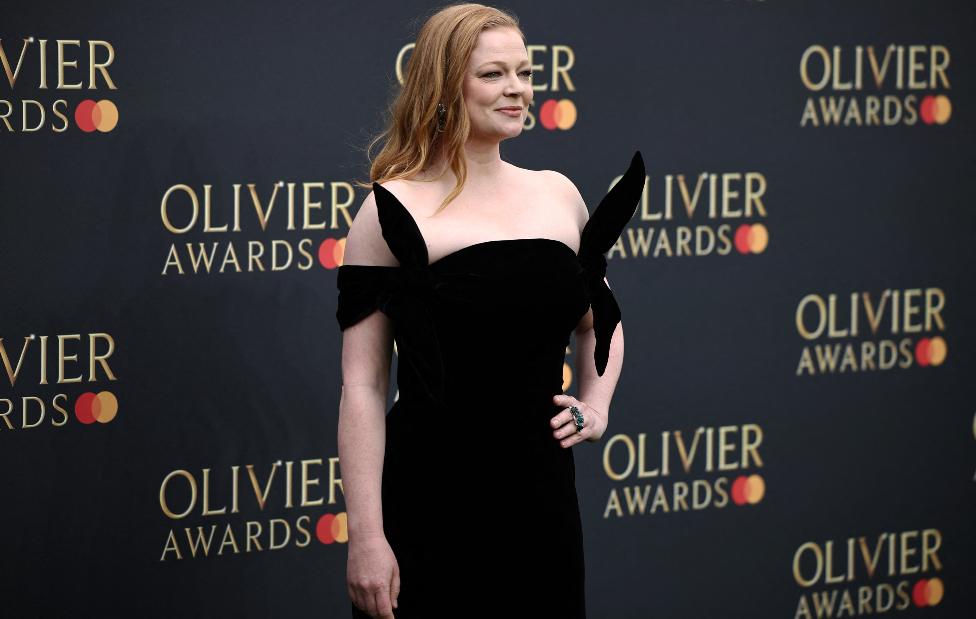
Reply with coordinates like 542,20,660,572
337,312,394,542
336,190,398,542
338,188,403,615
572,279,624,437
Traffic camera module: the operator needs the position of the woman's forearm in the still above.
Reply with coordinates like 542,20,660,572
574,321,624,418
337,384,388,542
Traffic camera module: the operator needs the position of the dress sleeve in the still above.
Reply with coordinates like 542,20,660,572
334,183,449,405
335,181,429,332
335,264,401,331
578,150,646,375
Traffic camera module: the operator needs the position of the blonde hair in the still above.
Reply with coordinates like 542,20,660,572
354,3,525,215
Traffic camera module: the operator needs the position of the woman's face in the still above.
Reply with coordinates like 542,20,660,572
462,26,533,143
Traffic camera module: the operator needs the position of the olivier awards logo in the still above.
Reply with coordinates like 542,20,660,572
0,37,118,133
629,169,770,258
602,423,765,518
792,528,944,617
795,287,947,376
158,456,349,560
0,333,119,431
799,45,952,127
159,180,358,276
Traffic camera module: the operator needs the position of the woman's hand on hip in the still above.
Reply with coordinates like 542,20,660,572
550,393,607,447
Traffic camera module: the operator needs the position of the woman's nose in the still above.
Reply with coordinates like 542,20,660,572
504,75,525,95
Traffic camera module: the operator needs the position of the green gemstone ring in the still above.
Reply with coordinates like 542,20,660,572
570,405,584,433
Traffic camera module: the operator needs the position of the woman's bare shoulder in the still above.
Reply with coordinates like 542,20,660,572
374,177,436,218
341,187,399,267
535,168,589,232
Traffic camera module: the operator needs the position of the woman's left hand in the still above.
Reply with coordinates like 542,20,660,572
550,394,607,447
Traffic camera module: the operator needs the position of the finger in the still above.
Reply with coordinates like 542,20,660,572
553,419,581,440
550,411,572,431
364,587,378,617
552,400,583,431
559,429,586,448
354,594,369,616
557,414,589,447
552,393,576,407
552,410,580,436
550,394,578,427
349,584,365,614
373,588,394,618
391,561,400,609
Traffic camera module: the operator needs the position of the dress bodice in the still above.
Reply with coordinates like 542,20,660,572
336,151,646,416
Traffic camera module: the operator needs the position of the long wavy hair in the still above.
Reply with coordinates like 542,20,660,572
354,3,525,215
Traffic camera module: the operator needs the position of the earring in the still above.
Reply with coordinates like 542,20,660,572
436,102,447,132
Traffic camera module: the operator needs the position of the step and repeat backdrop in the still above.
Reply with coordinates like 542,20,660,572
2,1,974,617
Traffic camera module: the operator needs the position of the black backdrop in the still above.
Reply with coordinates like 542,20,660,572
2,1,974,617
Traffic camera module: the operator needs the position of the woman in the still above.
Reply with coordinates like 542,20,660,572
336,3,644,617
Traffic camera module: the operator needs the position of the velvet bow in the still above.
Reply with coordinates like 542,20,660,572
577,150,646,376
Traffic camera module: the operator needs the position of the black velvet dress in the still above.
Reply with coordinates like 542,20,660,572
338,151,645,618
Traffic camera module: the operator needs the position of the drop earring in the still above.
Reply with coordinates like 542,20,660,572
436,102,447,132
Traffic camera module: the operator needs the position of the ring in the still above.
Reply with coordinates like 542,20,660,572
570,405,584,433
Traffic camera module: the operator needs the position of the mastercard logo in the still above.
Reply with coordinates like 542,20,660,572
538,99,577,130
74,390,118,424
321,237,345,269
74,99,119,132
912,577,944,607
730,474,765,505
915,337,947,367
919,95,951,125
734,223,769,254
316,512,349,544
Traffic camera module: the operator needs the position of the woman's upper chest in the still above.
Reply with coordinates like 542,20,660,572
391,169,581,264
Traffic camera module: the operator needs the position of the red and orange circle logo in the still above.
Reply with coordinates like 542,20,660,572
320,237,345,269
915,337,947,367
74,99,119,132
734,223,769,254
538,99,578,131
74,391,119,424
316,512,349,544
912,577,944,607
919,95,951,125
731,474,765,505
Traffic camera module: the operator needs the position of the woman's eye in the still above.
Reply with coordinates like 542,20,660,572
482,70,533,79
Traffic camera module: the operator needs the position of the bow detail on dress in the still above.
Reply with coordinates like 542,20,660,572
577,150,646,376
372,181,482,410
